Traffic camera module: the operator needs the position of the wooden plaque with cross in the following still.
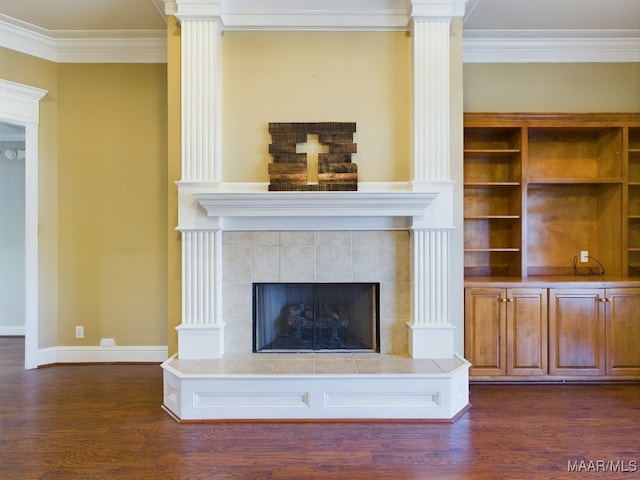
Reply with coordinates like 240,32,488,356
268,122,358,191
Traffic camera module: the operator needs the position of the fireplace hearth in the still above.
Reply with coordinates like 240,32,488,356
253,283,380,353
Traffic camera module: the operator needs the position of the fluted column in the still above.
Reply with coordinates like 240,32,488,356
409,0,465,358
412,19,450,183
181,16,222,183
175,3,225,359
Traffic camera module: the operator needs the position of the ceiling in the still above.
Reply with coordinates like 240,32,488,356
0,0,638,33
463,0,640,30
0,0,167,31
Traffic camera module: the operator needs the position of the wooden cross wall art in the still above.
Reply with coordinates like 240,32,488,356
268,122,358,191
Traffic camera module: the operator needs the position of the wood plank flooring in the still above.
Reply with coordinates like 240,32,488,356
1,336,639,479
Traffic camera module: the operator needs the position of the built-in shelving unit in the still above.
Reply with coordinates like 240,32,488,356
464,113,640,382
463,126,523,277
628,127,640,276
464,113,640,279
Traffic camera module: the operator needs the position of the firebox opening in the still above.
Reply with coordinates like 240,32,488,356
253,283,380,353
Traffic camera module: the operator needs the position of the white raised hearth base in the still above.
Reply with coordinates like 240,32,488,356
162,353,470,421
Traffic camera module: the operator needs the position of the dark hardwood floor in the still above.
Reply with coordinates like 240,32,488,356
1,336,639,479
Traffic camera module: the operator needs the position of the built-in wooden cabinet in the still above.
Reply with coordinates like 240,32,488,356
466,282,640,381
605,287,640,376
464,288,505,376
548,288,605,376
465,287,547,378
464,113,640,382
549,287,640,377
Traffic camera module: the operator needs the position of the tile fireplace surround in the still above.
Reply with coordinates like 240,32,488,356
161,0,470,421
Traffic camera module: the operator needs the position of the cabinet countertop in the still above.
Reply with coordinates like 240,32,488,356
464,276,640,288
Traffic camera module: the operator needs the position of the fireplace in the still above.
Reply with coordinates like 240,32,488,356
162,0,471,421
253,283,380,353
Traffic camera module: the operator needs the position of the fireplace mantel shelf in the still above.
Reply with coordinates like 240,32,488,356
193,191,438,218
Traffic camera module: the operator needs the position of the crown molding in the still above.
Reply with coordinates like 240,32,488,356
172,0,468,30
2,7,639,64
464,29,640,63
54,30,167,63
0,14,167,63
0,14,56,62
175,0,412,30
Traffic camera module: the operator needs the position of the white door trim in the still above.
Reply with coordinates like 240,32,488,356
0,79,47,369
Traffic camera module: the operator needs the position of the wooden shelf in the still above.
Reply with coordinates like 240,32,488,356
527,178,623,184
528,126,623,181
464,215,520,219
463,149,521,155
464,182,520,187
465,248,520,252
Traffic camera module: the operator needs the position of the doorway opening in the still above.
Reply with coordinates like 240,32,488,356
0,121,26,337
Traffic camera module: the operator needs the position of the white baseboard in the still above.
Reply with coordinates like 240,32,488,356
0,326,26,336
37,345,168,366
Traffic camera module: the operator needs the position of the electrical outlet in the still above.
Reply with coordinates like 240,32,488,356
580,251,589,263
75,326,84,339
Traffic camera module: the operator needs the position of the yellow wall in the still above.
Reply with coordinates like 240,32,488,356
0,47,59,348
1,48,169,349
464,63,640,112
222,31,412,183
449,18,465,355
56,63,168,346
167,16,182,355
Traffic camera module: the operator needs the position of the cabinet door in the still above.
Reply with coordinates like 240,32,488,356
606,288,640,376
549,289,605,376
464,288,506,376
506,288,548,376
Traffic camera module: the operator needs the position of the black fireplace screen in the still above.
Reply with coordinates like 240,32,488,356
253,283,380,353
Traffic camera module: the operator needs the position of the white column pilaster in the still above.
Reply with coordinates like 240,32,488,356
175,3,225,358
409,228,455,358
411,19,450,183
409,1,465,358
176,230,224,358
180,15,222,183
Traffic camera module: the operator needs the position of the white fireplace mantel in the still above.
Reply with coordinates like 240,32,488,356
178,184,446,231
194,190,437,220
